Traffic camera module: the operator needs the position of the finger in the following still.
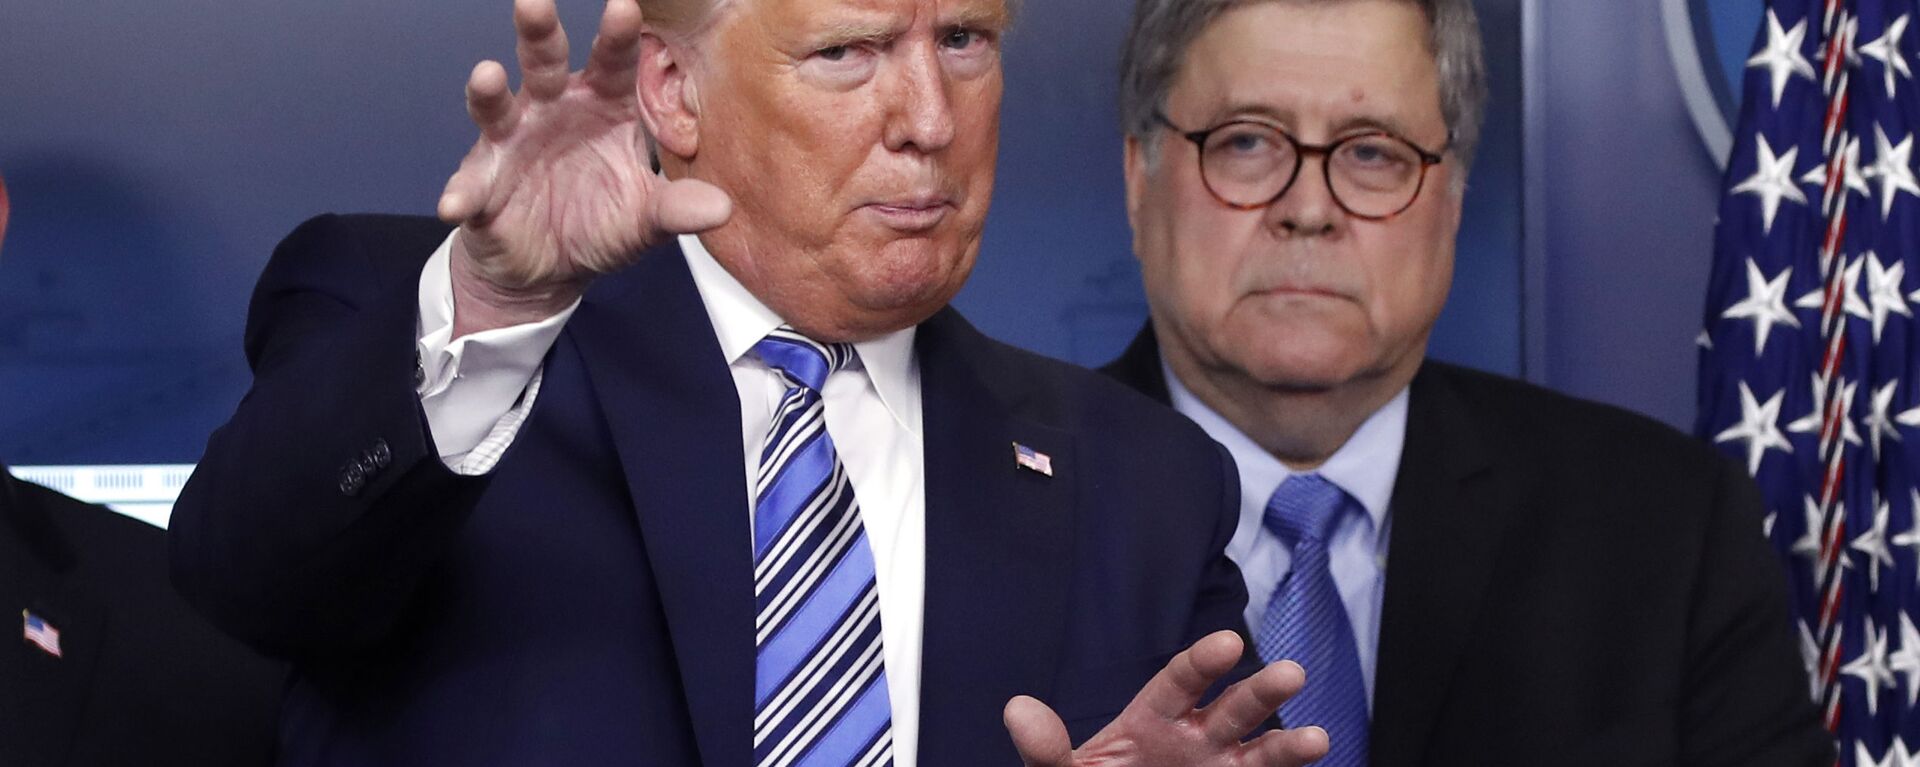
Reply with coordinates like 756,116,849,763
1002,696,1073,767
651,177,734,235
1240,725,1330,767
1199,660,1305,745
438,169,484,224
438,152,496,224
584,0,644,101
514,0,572,102
466,60,519,140
1131,631,1246,720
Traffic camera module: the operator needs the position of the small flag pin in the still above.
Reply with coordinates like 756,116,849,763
1013,442,1054,477
22,610,61,658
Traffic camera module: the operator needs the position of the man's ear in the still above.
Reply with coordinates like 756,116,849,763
0,173,11,253
1122,135,1147,231
637,31,701,161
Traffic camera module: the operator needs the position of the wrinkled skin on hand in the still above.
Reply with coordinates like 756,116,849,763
437,0,731,333
1004,631,1331,767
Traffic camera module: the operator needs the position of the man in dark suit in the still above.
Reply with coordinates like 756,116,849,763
0,173,285,766
1102,0,1831,765
169,0,1328,765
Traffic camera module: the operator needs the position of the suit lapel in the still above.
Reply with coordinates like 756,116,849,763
914,310,1077,766
0,473,105,765
1368,365,1515,767
566,245,756,767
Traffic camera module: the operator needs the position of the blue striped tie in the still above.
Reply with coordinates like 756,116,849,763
751,328,895,767
1257,474,1369,767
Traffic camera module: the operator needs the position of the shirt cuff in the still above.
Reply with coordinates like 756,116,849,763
414,233,580,470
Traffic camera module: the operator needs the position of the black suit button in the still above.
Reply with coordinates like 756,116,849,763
371,439,392,469
414,352,427,389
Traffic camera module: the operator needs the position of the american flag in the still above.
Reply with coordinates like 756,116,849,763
22,610,60,658
1013,442,1053,477
1698,0,1920,763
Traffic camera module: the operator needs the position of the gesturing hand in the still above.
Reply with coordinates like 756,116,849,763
1004,631,1330,767
437,0,731,334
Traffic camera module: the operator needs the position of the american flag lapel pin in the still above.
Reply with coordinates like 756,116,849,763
22,610,61,658
1013,442,1054,477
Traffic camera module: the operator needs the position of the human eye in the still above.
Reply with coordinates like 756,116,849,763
1337,135,1415,168
941,28,980,50
937,25,998,77
801,38,879,85
1208,124,1285,158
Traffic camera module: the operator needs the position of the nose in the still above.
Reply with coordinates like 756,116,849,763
1266,154,1341,238
883,44,957,154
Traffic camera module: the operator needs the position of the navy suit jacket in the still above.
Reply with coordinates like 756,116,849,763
2,468,284,767
1101,326,1833,767
171,215,1254,766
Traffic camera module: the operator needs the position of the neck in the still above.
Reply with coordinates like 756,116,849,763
1162,339,1415,472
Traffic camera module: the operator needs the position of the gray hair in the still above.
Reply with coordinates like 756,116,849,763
1119,0,1487,175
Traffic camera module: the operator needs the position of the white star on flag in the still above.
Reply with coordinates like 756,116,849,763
1786,374,1864,449
1865,251,1912,342
1859,741,1897,767
1861,15,1914,97
1800,136,1874,204
1715,382,1794,475
1891,489,1920,583
1733,136,1809,233
1868,379,1907,459
1789,495,1826,564
1890,612,1920,708
1799,621,1822,700
1796,255,1872,324
1844,619,1898,715
1749,10,1818,108
1868,125,1920,219
1852,494,1897,592
1720,260,1801,354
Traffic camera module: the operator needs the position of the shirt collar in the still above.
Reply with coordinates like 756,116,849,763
1162,360,1407,533
680,234,922,438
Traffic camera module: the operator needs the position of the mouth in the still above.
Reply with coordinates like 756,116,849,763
1253,284,1348,301
862,195,955,233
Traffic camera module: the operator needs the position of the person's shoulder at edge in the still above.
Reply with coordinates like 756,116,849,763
1418,359,1740,483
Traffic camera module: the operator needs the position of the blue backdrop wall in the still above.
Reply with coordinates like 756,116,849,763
0,0,1679,467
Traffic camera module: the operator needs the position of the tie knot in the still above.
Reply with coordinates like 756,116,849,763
1262,474,1349,546
752,327,856,392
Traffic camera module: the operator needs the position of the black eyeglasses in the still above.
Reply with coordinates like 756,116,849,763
1154,112,1447,220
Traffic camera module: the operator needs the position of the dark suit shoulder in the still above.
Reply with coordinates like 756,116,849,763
1421,360,1726,476
954,322,1224,457
244,213,450,364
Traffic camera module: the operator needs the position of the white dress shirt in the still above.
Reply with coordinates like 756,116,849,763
413,233,928,765
1164,363,1407,707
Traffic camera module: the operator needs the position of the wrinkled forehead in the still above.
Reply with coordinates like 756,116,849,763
659,0,1011,36
1177,1,1442,134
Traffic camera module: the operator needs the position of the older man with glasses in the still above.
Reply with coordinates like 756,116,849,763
1100,0,1833,765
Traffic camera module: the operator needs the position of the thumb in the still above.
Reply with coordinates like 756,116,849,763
1003,695,1074,767
651,177,733,235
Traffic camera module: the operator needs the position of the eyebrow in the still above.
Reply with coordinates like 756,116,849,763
1205,102,1424,141
939,5,1012,32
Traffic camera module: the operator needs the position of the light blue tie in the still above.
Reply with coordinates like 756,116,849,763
751,328,895,767
1258,474,1369,767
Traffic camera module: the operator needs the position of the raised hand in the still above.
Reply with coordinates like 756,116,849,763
1004,631,1331,767
437,0,731,334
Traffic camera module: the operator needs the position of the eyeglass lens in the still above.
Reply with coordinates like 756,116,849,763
1199,123,1428,216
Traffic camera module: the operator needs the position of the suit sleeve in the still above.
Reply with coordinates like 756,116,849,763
170,215,490,661
1189,441,1271,700
1679,457,1833,767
